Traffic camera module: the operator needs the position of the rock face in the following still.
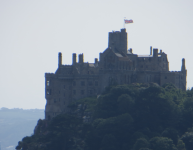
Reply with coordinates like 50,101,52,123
45,28,187,120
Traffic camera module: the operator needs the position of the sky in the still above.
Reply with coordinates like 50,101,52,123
0,0,193,109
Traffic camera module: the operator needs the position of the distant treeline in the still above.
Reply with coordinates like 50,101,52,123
0,107,44,112
0,107,44,150
16,83,193,150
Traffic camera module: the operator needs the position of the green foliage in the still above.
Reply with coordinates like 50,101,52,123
161,128,179,145
16,83,193,150
181,98,193,128
101,134,117,150
133,138,150,150
177,140,186,150
149,137,177,150
117,94,135,114
181,132,193,150
68,97,97,113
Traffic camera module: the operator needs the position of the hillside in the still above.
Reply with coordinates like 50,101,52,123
16,83,193,150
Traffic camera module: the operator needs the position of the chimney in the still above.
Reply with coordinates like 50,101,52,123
58,52,62,67
153,48,158,57
130,48,133,53
181,58,186,71
79,53,84,63
95,58,98,66
72,53,77,65
150,46,152,55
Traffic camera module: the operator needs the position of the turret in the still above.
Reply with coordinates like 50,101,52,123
72,53,77,65
181,58,186,71
58,52,62,67
79,53,84,63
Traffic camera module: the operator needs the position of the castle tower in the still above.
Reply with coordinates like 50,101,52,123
108,28,127,54
58,52,62,67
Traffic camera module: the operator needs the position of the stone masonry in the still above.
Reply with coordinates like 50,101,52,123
45,28,187,120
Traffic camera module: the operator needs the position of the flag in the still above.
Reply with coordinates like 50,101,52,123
124,19,133,24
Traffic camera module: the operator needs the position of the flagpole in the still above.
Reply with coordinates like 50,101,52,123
123,17,126,28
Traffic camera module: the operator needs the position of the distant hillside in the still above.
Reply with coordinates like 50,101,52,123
16,83,193,150
0,108,44,150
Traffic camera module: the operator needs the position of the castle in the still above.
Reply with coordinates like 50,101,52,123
45,28,187,120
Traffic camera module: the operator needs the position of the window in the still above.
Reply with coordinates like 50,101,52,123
73,90,76,95
63,101,65,105
95,81,98,86
54,99,56,103
63,93,65,97
88,81,93,86
81,81,85,86
73,81,76,86
46,90,49,95
46,80,50,86
59,91,60,94
63,85,65,89
81,90,84,95
46,89,51,95
89,90,93,95
165,76,167,79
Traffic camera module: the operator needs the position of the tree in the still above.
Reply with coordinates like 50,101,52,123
101,134,117,150
181,132,193,150
150,137,177,150
162,128,179,145
117,94,135,115
133,138,150,150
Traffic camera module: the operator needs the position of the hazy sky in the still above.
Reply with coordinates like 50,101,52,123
0,0,193,109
